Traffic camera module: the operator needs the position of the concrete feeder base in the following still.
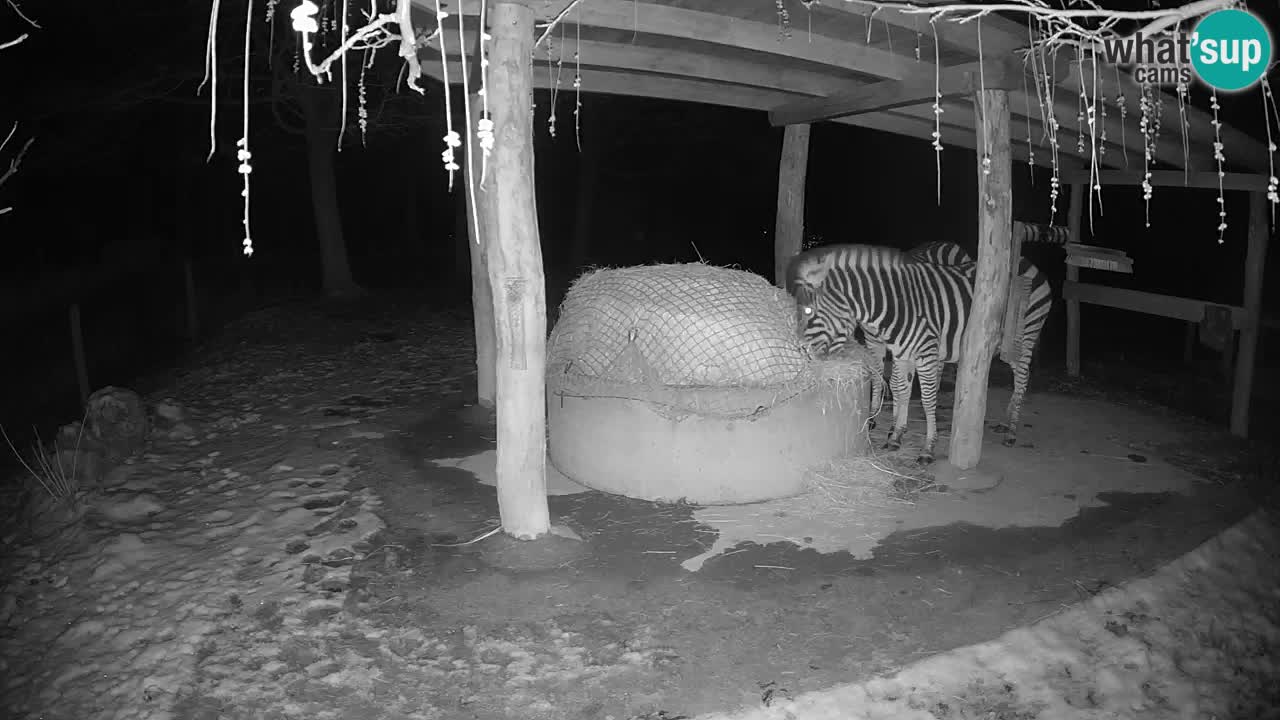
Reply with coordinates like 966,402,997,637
547,378,868,505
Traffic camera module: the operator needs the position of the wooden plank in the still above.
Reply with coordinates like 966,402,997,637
484,0,551,540
1065,183,1084,376
774,124,810,287
443,0,921,81
769,57,1024,126
950,88,1012,470
810,0,1026,58
433,29,855,99
1231,192,1270,437
1061,168,1271,191
1064,280,1248,327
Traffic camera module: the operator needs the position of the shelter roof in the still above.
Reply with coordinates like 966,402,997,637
416,0,1270,179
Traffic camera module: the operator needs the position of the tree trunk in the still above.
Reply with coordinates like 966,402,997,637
403,148,420,268
949,89,1012,470
300,86,364,299
773,123,810,286
568,136,600,272
482,0,551,540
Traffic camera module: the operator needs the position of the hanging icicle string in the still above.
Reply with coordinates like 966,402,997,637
930,18,942,205
1139,83,1154,228
1262,76,1279,217
238,0,255,257
1114,65,1127,168
337,0,351,150
476,0,494,187
976,18,991,178
458,0,483,253
201,0,221,162
1022,57,1034,179
357,50,370,145
432,0,460,189
1210,90,1227,244
574,5,583,153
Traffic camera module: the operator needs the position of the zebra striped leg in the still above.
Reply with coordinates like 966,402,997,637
915,351,941,465
996,338,1038,448
884,359,914,452
867,345,886,431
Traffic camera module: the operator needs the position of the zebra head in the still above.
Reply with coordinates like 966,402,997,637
785,247,861,356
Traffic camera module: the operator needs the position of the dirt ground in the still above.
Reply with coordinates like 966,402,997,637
0,292,1273,720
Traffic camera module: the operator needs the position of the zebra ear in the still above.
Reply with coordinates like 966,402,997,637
786,249,833,295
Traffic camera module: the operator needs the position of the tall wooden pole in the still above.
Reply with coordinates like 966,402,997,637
465,99,498,409
484,0,550,539
774,123,810,286
949,89,1012,470
1065,182,1084,377
1230,191,1270,437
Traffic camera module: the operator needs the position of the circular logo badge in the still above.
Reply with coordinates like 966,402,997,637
1191,9,1273,92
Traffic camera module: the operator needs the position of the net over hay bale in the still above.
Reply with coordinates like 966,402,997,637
547,263,872,505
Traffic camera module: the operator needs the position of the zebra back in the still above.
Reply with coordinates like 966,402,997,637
906,241,972,265
1014,220,1071,247
904,222,1069,268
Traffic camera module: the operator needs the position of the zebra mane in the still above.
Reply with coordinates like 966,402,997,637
786,244,908,297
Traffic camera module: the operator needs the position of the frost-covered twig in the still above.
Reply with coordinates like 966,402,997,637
0,123,34,216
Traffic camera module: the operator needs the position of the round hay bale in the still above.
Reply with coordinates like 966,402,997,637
546,263,871,505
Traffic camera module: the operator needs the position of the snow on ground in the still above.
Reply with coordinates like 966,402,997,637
0,432,387,720
2,303,1277,719
699,506,1280,720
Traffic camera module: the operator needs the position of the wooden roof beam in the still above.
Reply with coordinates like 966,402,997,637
769,56,1024,126
1060,168,1271,191
428,27,865,99
418,57,1062,169
437,0,923,81
810,0,1026,57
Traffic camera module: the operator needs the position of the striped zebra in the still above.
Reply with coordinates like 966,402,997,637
787,244,1053,464
855,221,1068,431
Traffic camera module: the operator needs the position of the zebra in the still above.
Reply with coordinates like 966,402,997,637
786,244,1054,464
854,221,1069,432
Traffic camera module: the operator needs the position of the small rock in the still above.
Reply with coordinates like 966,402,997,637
154,402,187,425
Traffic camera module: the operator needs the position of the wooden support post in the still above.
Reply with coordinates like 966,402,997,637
1065,182,1085,376
1221,330,1237,382
183,257,200,341
774,123,810,286
483,0,551,539
465,96,498,410
69,303,89,404
1230,192,1270,437
949,89,1012,470
999,218,1025,361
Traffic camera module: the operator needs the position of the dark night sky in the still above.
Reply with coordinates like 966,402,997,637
3,0,1279,326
